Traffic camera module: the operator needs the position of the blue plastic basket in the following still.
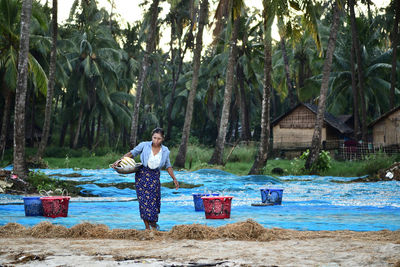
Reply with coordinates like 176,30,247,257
192,193,219,211
260,189,284,205
23,196,43,216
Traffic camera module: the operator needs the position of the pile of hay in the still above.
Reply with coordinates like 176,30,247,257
217,219,267,240
1,220,400,243
169,224,218,240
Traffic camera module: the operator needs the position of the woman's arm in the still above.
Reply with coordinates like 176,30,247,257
167,167,179,190
111,151,134,168
111,142,146,168
122,151,133,158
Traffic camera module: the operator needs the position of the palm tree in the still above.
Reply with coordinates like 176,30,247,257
248,0,275,175
349,0,367,141
165,0,194,140
248,0,321,174
209,0,243,165
60,1,131,149
174,0,209,168
13,0,33,179
277,17,296,108
305,1,341,170
129,0,160,148
390,0,400,109
349,33,361,138
327,28,393,122
36,0,57,160
0,0,48,159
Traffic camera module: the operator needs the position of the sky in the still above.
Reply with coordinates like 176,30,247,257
51,0,391,48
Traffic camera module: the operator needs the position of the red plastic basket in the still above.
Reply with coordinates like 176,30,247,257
201,196,233,219
40,196,71,218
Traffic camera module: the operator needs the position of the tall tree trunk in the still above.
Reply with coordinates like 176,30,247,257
166,9,194,140
209,16,240,165
348,0,359,136
226,95,237,144
278,18,296,108
349,0,367,142
390,0,400,109
0,90,12,160
305,1,340,170
59,120,68,147
72,104,84,149
36,0,57,160
174,0,208,168
68,120,74,148
13,0,33,179
29,90,35,146
237,64,251,141
237,24,251,141
95,113,101,145
166,21,177,139
271,86,277,119
248,1,273,175
87,116,93,149
155,59,163,128
129,0,159,148
350,40,360,139
298,56,306,89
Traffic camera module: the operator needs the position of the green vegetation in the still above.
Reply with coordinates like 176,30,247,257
27,171,83,196
3,144,396,196
299,150,332,174
2,0,399,181
161,181,203,189
2,145,396,178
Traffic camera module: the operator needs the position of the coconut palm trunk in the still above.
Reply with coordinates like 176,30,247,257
13,0,33,179
390,0,400,109
166,13,192,140
36,0,58,160
350,40,360,139
280,37,296,108
129,0,159,148
278,17,296,108
174,0,208,168
237,64,251,141
209,16,240,165
305,1,341,170
0,90,12,160
248,0,273,175
349,0,367,142
237,30,251,141
72,104,84,148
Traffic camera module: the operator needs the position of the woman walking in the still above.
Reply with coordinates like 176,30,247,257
112,128,179,230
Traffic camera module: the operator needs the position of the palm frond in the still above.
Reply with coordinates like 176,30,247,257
364,63,391,76
28,54,48,96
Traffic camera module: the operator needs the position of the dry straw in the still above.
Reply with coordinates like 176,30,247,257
1,220,399,243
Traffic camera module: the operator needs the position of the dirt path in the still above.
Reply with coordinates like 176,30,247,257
1,220,400,266
1,236,400,266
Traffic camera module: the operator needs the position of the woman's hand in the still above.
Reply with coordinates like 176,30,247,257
166,167,179,189
173,178,179,190
111,159,121,169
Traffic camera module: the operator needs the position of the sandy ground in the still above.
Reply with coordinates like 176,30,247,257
1,220,400,266
1,236,400,267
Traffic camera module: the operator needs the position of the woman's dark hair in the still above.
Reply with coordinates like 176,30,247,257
151,127,165,138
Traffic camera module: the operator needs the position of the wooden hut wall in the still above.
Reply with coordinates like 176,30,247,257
326,126,341,140
372,110,400,146
273,106,327,148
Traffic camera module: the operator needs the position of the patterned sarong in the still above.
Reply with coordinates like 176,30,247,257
135,166,161,222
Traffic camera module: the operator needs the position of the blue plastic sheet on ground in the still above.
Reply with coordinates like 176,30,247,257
1,167,399,231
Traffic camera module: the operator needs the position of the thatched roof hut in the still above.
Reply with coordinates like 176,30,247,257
271,103,353,150
368,105,400,147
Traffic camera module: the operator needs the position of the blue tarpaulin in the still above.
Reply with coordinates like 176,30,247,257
1,167,399,231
